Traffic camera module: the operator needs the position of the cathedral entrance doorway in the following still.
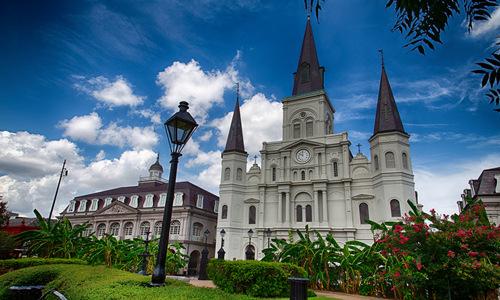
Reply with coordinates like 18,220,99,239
245,245,255,260
187,250,200,276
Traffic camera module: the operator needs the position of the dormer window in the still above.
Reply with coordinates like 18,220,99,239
144,194,154,208
117,196,125,203
67,200,76,213
173,192,183,206
158,193,167,207
89,199,99,211
196,195,204,209
104,197,112,207
77,199,87,212
130,195,139,208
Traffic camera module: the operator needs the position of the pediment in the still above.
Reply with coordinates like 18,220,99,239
94,201,138,215
244,198,260,204
352,194,375,200
279,139,324,151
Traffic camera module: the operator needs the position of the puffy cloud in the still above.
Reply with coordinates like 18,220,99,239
133,109,162,124
211,93,282,156
75,76,145,107
470,7,500,37
59,112,158,150
0,130,158,217
199,130,213,142
156,55,253,123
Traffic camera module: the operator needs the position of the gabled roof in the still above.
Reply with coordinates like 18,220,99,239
278,139,324,151
373,65,406,136
93,200,139,215
223,97,246,154
292,17,324,96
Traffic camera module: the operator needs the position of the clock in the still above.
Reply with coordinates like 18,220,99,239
296,149,311,163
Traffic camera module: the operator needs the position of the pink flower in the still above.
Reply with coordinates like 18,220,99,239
468,251,479,257
394,271,401,278
416,261,423,271
394,224,404,233
399,234,410,244
447,250,455,258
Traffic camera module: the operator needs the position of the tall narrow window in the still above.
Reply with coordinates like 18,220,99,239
192,223,203,237
154,222,163,237
385,152,395,168
272,167,276,181
104,197,112,207
129,196,138,208
221,205,228,219
158,193,167,207
306,120,313,137
224,168,231,181
144,194,154,208
293,123,301,139
90,199,99,211
170,221,181,235
402,153,409,169
140,221,150,236
283,157,287,180
97,224,106,237
374,155,379,170
196,195,204,208
333,161,338,177
325,114,331,134
390,199,401,217
359,203,369,224
77,200,87,212
110,223,120,236
173,192,183,206
249,206,256,224
301,171,306,180
236,168,243,181
124,222,134,237
308,170,313,180
293,171,297,181
305,205,312,222
296,205,303,222
318,153,322,176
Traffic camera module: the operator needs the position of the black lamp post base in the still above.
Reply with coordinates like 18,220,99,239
149,282,165,287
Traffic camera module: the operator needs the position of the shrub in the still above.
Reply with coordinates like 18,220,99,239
0,232,17,259
0,258,86,275
207,259,306,297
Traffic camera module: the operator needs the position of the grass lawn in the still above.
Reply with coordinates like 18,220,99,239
0,264,336,300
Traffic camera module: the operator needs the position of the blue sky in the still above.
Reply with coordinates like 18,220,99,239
1,0,499,217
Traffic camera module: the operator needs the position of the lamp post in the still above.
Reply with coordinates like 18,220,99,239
151,101,198,286
245,229,254,260
198,229,210,280
48,159,68,225
265,228,272,249
217,229,226,260
138,230,152,275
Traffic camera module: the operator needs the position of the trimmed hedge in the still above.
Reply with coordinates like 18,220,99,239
207,259,307,298
0,258,86,275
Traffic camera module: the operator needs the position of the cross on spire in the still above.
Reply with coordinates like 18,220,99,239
253,155,258,164
378,49,384,67
356,143,362,154
236,82,240,102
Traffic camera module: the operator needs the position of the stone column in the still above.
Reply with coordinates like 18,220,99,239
313,190,319,223
278,192,283,223
322,189,329,225
286,192,291,226
344,183,353,227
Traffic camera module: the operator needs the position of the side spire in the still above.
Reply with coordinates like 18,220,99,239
373,56,406,136
224,83,246,154
292,18,324,96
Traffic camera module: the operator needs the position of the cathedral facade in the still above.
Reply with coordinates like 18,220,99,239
216,18,417,260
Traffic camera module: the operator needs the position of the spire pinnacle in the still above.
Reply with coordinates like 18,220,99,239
378,49,385,68
292,18,324,96
223,85,246,154
373,62,406,136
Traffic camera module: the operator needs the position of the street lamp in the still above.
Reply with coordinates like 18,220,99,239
138,230,152,275
245,229,254,260
151,101,198,286
265,228,272,248
217,229,226,260
198,229,210,280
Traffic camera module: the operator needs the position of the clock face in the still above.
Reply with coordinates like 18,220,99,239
296,149,311,163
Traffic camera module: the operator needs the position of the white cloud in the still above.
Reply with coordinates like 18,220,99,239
133,109,162,124
0,131,158,217
59,112,158,150
156,54,253,123
75,76,145,107
95,150,106,161
211,93,282,156
199,130,213,142
470,7,500,37
414,153,500,215
186,150,221,168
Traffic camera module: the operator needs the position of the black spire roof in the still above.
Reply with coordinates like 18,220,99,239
223,90,246,154
373,64,406,136
149,153,163,172
292,17,324,96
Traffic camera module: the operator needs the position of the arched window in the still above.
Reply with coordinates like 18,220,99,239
374,155,379,170
236,168,243,181
293,171,298,181
170,220,181,235
296,205,303,222
333,161,338,177
305,205,312,222
359,203,369,224
390,199,401,217
97,223,106,237
272,167,276,181
110,222,120,236
300,63,310,83
402,153,409,169
139,221,150,236
308,170,313,180
224,168,231,181
152,221,162,237
301,171,306,180
306,120,313,137
293,123,301,139
124,222,134,236
192,222,203,237
385,152,395,168
221,205,228,219
249,206,256,224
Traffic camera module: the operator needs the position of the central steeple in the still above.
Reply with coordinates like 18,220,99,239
292,17,325,96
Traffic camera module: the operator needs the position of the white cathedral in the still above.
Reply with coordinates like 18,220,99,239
215,18,417,260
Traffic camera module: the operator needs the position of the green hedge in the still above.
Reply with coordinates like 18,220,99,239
0,258,86,275
207,259,307,298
